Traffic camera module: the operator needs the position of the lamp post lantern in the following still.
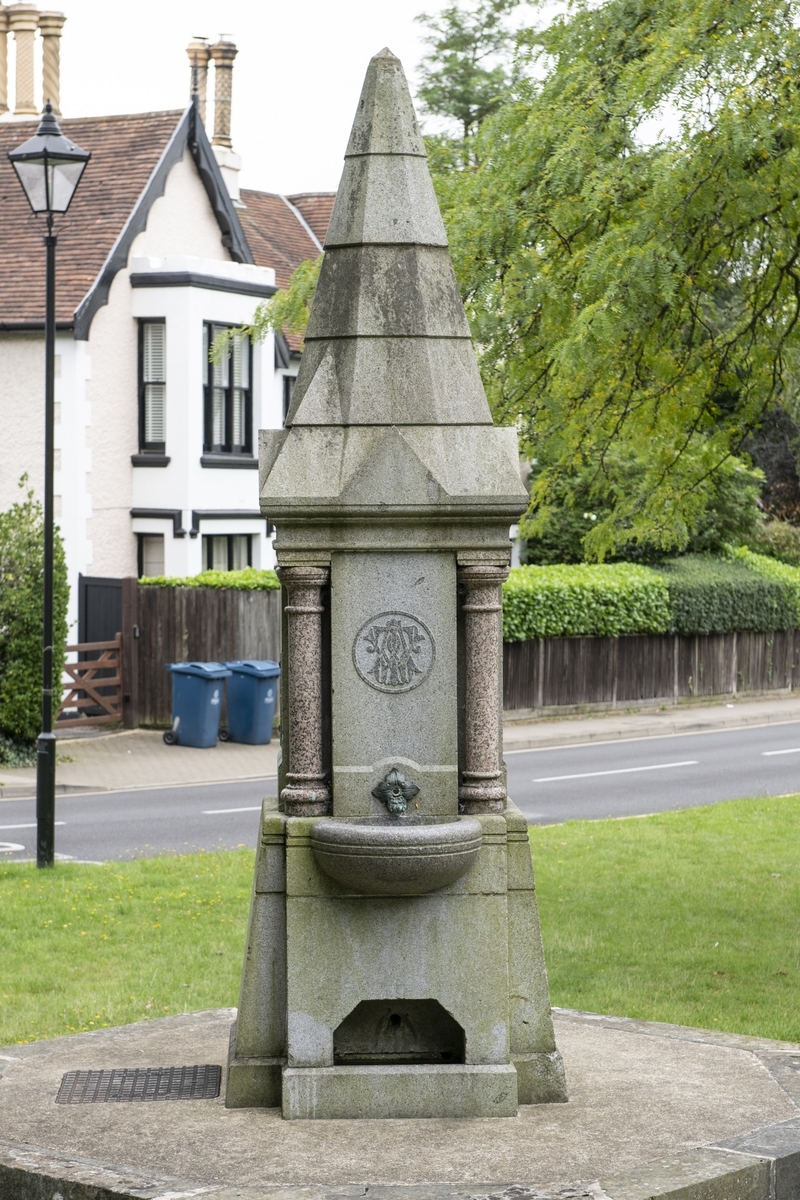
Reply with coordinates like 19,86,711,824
8,103,90,868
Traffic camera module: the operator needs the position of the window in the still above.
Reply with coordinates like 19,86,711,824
137,534,165,578
138,321,166,452
203,534,252,571
203,323,252,454
283,374,295,422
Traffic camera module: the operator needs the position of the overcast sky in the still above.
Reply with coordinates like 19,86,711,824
47,0,440,195
0,0,543,196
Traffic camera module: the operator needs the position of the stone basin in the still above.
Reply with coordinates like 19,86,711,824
310,815,483,896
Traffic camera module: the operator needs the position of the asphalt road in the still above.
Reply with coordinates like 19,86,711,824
2,720,800,861
508,719,800,824
0,776,278,863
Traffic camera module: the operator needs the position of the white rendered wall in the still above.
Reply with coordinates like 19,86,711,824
0,332,91,638
130,254,278,574
84,148,234,584
0,333,45,505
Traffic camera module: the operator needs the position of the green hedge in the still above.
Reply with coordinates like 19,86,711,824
656,554,797,635
727,546,800,625
139,568,279,591
502,563,671,641
503,553,800,640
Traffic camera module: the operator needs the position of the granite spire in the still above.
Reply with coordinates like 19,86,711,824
287,48,493,429
260,48,526,533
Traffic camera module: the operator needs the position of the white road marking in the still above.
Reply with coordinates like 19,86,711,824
0,821,65,830
533,760,698,783
202,806,263,815
0,842,25,853
763,748,800,756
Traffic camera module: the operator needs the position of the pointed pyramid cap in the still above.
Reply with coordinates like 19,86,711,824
345,48,427,158
289,49,494,427
325,48,448,249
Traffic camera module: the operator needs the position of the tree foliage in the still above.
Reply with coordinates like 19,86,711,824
415,0,523,141
0,479,68,744
209,255,323,363
434,0,800,559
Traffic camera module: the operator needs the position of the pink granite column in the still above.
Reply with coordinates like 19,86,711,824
279,565,331,817
459,564,509,814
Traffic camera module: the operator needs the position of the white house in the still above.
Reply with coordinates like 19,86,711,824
0,10,334,635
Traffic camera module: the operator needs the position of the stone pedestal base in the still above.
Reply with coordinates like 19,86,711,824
225,1019,282,1108
282,1063,518,1120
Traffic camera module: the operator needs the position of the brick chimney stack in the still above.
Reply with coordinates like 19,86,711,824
186,36,210,126
38,10,65,114
8,2,39,114
0,6,8,114
208,35,242,206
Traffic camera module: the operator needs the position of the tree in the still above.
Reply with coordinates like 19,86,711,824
0,479,68,745
434,0,800,559
415,0,523,141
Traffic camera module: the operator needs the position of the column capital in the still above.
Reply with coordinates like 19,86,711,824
38,10,66,36
186,37,210,68
277,564,330,590
209,37,238,66
7,2,39,32
458,563,510,586
0,9,9,34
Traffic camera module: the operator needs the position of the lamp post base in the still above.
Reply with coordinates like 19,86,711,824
36,731,56,868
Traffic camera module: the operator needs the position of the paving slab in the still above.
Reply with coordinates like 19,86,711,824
1,1008,798,1199
0,729,280,799
502,694,800,753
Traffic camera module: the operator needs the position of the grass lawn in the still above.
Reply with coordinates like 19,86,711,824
1,794,799,1046
531,794,800,1041
0,850,253,1045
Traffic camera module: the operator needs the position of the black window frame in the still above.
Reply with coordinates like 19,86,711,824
283,373,296,423
203,533,253,571
136,532,165,579
138,318,167,454
203,322,253,456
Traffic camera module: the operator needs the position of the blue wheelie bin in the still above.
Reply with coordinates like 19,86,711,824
221,659,280,744
164,662,231,747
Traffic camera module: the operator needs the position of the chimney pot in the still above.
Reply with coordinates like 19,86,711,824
209,36,237,149
8,2,39,116
187,36,210,126
38,11,66,116
0,6,9,115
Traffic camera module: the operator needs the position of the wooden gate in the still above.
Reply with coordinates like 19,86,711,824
57,635,123,728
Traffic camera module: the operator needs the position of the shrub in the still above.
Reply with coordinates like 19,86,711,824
744,519,800,568
0,482,69,743
655,555,796,635
502,563,671,641
727,546,800,626
139,568,279,591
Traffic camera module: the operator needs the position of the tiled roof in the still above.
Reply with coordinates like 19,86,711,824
287,193,336,247
0,111,184,327
238,189,324,289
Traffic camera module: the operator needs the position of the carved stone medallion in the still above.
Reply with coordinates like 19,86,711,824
353,611,435,694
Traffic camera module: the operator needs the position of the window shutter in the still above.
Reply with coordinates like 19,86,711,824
143,323,165,383
145,384,166,442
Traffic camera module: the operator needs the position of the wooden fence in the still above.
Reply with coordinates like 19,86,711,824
502,629,800,713
122,582,281,728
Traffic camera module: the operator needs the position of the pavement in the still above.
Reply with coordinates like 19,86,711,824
3,693,800,800
2,1008,800,1199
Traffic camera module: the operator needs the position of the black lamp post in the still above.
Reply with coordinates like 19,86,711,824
8,104,90,869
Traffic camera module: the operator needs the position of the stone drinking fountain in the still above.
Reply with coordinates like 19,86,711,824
226,48,567,1120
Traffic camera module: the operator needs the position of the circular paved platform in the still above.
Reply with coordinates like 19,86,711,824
1,1007,799,1199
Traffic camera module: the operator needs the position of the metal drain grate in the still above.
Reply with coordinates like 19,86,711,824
56,1064,221,1104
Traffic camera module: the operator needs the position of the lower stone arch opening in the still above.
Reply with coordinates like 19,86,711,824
333,999,465,1065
